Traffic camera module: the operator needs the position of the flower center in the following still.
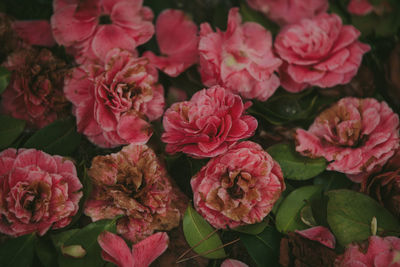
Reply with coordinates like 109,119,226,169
99,14,112,25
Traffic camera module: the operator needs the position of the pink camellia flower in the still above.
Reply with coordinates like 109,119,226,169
144,9,198,77
13,20,55,47
221,259,249,267
162,86,257,158
246,0,328,25
51,0,154,63
296,97,399,182
198,8,282,101
336,236,400,266
84,144,184,243
64,49,164,148
98,231,168,267
347,0,374,15
191,141,285,229
296,226,336,249
275,13,371,93
0,148,82,236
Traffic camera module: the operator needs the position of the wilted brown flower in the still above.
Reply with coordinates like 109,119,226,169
1,47,70,128
84,144,186,243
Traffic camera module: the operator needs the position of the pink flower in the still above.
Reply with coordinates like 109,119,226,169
51,0,154,63
275,13,371,93
13,20,55,47
162,86,258,158
221,259,249,267
336,236,400,266
296,226,336,249
0,148,82,236
84,144,183,243
296,97,399,182
191,141,285,229
98,231,168,267
144,9,198,77
348,0,374,15
64,49,164,148
246,0,328,25
198,8,282,101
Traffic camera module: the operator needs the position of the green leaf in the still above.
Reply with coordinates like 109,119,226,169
51,219,118,267
0,115,25,150
327,189,400,246
275,185,323,233
183,204,226,259
0,66,10,94
232,220,268,235
0,233,36,267
267,143,326,180
24,118,81,156
313,171,353,192
35,236,58,267
240,226,281,267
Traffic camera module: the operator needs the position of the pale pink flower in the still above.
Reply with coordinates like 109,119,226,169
51,0,154,63
64,49,164,148
0,148,82,236
246,0,328,25
162,86,257,158
98,231,168,267
191,141,285,229
144,9,198,77
296,226,336,249
336,236,400,266
348,0,374,15
13,20,55,47
221,259,249,267
84,144,183,243
198,8,282,101
296,97,399,182
275,13,371,93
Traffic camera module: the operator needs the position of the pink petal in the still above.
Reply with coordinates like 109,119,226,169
332,25,361,53
132,232,169,267
98,231,134,267
296,226,336,249
221,259,249,267
287,65,325,84
117,113,152,144
13,20,55,47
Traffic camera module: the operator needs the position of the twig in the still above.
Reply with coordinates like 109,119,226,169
176,228,219,261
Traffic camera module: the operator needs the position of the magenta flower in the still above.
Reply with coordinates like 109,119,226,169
162,86,257,158
198,8,282,101
51,0,154,63
0,148,82,236
13,20,55,47
347,0,374,15
296,97,399,182
144,9,198,77
221,259,249,267
98,231,168,267
275,13,370,92
296,226,336,249
191,141,285,229
64,49,164,148
246,0,328,25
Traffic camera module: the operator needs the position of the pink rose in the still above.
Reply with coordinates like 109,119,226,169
348,0,374,15
191,141,285,229
336,236,400,266
161,86,257,158
51,0,154,63
0,148,82,236
64,49,164,148
13,20,55,47
296,226,336,249
275,13,371,93
198,8,282,101
246,0,328,25
296,97,399,182
144,9,198,77
84,144,183,243
98,231,168,267
221,259,249,267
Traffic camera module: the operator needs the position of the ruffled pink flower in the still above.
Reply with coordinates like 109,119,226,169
13,20,55,47
296,97,399,182
144,9,198,77
221,259,249,267
64,49,164,148
162,86,257,158
0,148,82,236
98,231,168,267
348,0,374,15
191,141,285,229
336,236,400,266
246,0,328,25
84,144,183,243
296,226,336,249
51,0,154,63
275,13,371,93
198,8,282,101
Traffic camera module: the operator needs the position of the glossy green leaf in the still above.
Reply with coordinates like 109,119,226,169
240,226,281,267
276,185,323,233
327,189,400,246
0,115,25,150
232,220,268,235
183,204,226,259
24,118,81,156
0,233,36,267
0,66,10,95
268,143,326,180
35,236,58,267
313,171,353,192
